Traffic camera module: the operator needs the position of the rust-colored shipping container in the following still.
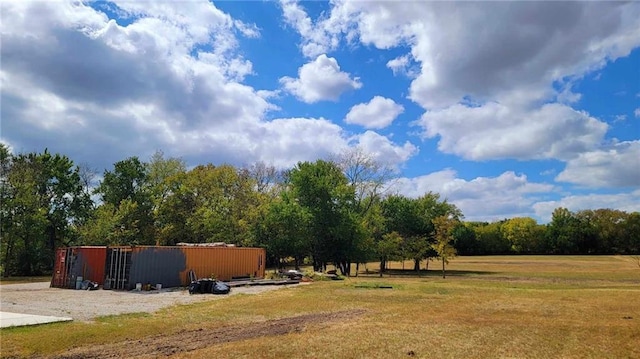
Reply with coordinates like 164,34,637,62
104,245,265,290
182,246,265,283
50,246,107,288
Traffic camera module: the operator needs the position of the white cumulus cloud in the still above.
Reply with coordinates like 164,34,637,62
281,1,640,164
386,55,412,76
345,96,404,129
391,170,556,222
555,141,640,188
353,131,417,169
279,0,354,58
416,101,608,161
279,54,362,103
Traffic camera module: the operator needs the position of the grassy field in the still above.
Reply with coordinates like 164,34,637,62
2,256,639,358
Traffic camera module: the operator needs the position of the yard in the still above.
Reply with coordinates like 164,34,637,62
1,256,639,358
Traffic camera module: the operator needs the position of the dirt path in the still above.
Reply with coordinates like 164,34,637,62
47,310,365,359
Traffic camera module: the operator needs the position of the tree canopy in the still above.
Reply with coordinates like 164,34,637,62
1,145,638,277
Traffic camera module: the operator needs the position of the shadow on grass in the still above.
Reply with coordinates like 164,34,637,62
355,269,493,278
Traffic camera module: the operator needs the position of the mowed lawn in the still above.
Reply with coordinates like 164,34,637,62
2,256,639,358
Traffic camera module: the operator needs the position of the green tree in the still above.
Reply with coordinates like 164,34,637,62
546,208,595,254
452,223,478,255
146,150,186,212
414,193,461,269
578,209,629,254
381,193,460,271
353,201,385,276
77,204,116,245
289,160,362,275
154,171,195,245
157,164,261,246
335,148,394,275
501,217,544,254
472,222,511,254
432,215,458,279
378,231,403,276
92,157,154,245
381,195,425,271
97,157,149,207
256,191,313,270
1,148,92,276
621,212,640,254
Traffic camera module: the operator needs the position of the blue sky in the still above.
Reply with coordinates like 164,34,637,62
1,0,639,222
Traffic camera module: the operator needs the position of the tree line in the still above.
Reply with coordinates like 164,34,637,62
457,208,639,256
1,144,638,277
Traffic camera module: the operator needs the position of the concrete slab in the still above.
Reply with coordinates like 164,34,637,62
0,311,72,328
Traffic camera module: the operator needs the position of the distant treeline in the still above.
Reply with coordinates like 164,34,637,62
456,209,639,256
1,145,638,277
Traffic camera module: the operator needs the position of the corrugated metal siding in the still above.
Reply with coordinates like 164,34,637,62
128,246,186,290
181,247,265,283
52,245,266,290
50,247,107,288
73,247,107,285
51,248,70,288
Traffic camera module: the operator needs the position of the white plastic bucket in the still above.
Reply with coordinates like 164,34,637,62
156,284,162,290
136,283,142,291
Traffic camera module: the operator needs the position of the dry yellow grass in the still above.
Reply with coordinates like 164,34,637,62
0,276,50,285
1,256,639,358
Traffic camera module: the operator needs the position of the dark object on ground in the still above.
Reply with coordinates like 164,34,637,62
283,270,304,280
81,280,99,290
188,269,197,283
213,281,231,294
226,279,300,287
231,275,251,281
188,279,231,295
354,285,393,289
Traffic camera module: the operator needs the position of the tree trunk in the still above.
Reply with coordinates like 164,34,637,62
355,263,359,277
413,259,420,272
442,258,446,279
379,257,385,277
47,222,58,272
3,239,13,277
337,261,349,276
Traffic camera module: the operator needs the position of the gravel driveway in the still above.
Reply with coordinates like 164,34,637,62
0,281,298,322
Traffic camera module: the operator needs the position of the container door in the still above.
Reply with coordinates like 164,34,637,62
66,248,78,288
105,247,132,290
51,248,71,288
